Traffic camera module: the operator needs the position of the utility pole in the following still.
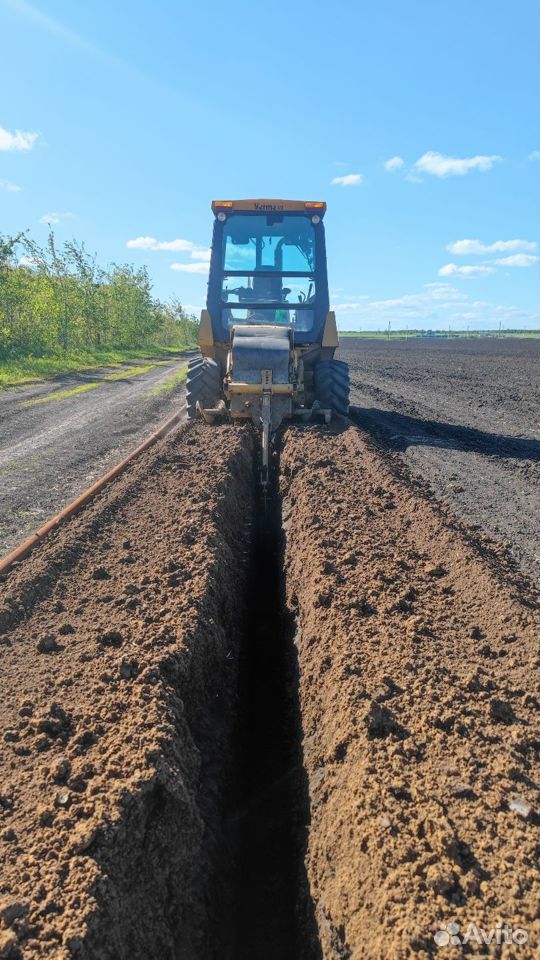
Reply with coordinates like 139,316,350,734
387,321,391,341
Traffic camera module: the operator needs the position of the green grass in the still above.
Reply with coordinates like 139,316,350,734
0,343,197,389
146,365,188,397
22,361,165,406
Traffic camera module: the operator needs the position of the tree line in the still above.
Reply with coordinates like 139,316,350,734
0,231,198,357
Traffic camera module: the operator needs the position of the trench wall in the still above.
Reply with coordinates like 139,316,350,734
0,422,254,959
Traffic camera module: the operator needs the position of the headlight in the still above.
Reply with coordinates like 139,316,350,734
311,215,320,224
217,212,227,222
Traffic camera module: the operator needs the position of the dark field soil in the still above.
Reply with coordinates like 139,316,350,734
338,338,539,580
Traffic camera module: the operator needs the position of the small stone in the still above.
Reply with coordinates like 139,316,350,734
2,828,16,842
122,540,132,549
378,815,392,828
509,797,531,819
3,730,19,743
119,658,138,680
92,566,110,581
37,634,60,654
55,790,71,808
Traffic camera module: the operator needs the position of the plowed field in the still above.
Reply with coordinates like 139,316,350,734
0,339,538,959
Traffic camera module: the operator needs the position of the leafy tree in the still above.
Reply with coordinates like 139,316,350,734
0,231,199,359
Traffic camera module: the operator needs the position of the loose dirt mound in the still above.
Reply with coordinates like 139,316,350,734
0,422,253,959
281,423,538,959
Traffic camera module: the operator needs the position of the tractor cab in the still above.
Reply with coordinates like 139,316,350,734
205,199,330,344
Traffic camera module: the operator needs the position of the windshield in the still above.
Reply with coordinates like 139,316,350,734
223,214,315,272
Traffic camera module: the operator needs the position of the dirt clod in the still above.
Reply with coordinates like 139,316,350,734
37,634,60,653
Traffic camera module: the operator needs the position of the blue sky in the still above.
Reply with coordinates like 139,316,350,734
1,0,538,330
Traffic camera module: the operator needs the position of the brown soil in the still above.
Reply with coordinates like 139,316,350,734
0,407,538,959
280,422,539,959
0,421,254,959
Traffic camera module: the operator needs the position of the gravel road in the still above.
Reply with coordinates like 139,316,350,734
339,338,539,580
0,355,192,558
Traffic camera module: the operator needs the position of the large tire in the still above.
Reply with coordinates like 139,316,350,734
185,356,223,419
313,359,350,416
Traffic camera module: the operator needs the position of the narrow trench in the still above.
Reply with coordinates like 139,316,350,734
224,441,321,959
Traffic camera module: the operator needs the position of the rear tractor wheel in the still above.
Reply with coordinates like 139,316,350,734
313,359,350,417
186,356,223,419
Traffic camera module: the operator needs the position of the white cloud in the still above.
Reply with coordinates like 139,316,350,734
331,173,364,186
384,156,404,172
18,255,36,267
126,236,195,252
0,178,22,192
447,238,537,256
528,150,540,161
331,281,537,331
0,125,38,151
493,254,538,268
170,261,209,274
332,295,370,311
189,246,211,262
438,263,496,278
39,211,73,224
412,151,501,178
